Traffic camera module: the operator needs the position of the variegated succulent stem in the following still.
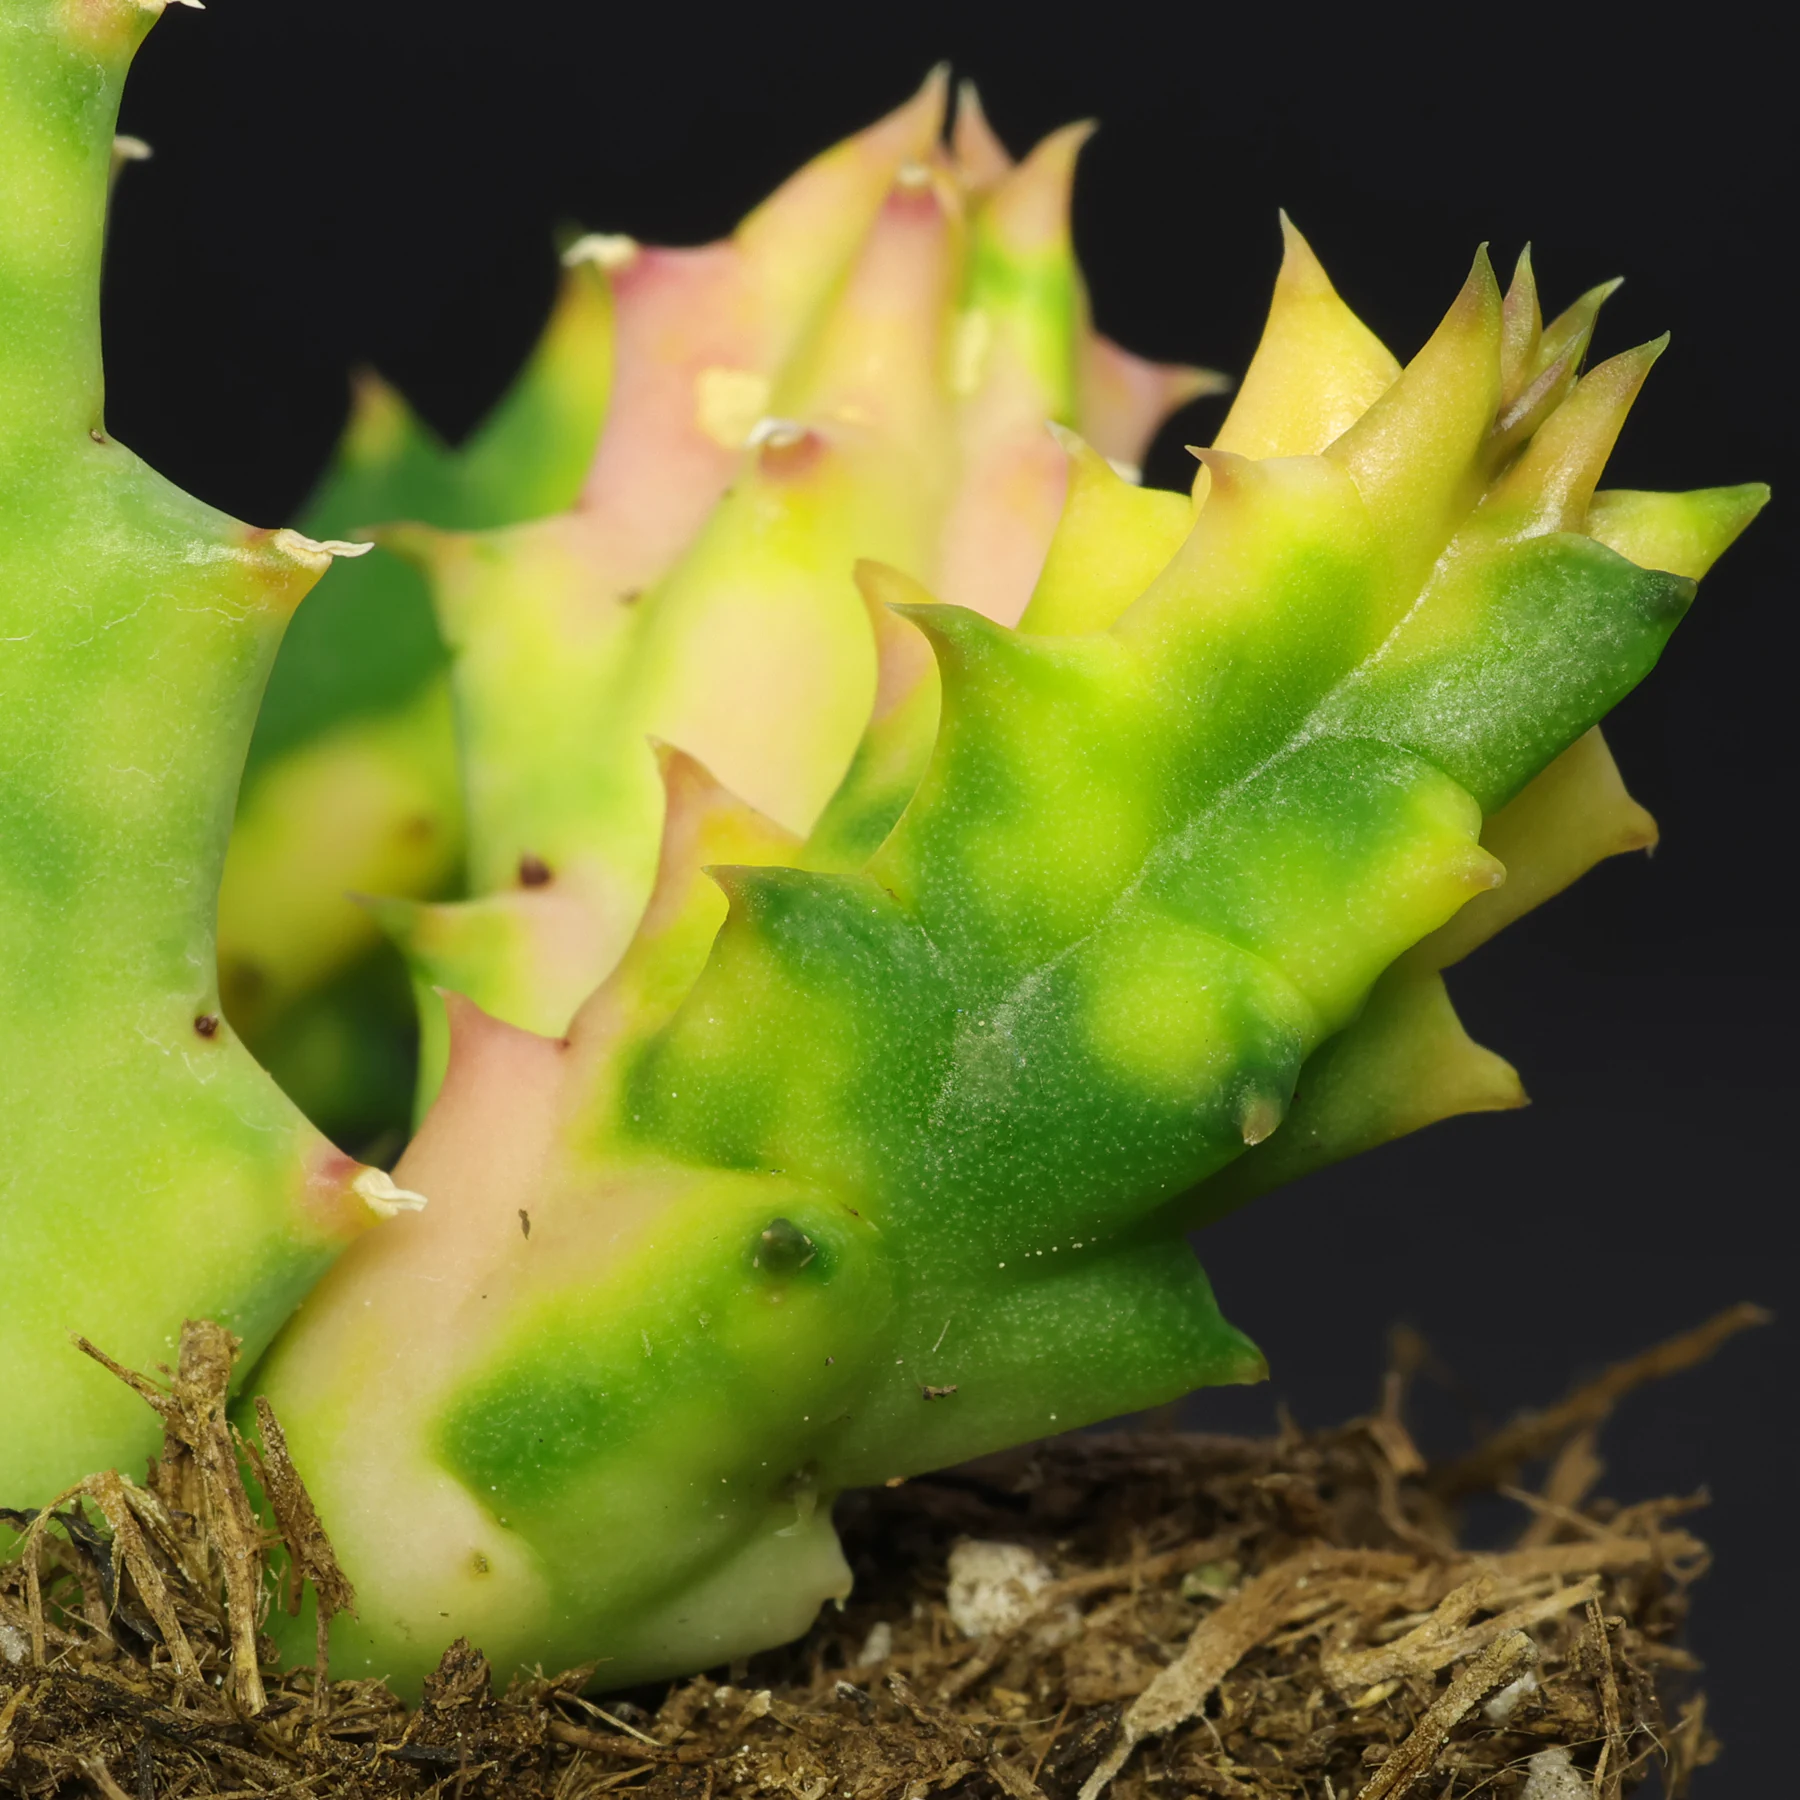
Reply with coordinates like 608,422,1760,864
0,0,410,1506
215,231,617,1140
335,78,1223,1124
3,11,1763,1702
252,191,1762,1692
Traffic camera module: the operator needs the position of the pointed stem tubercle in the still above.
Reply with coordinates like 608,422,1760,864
1485,336,1668,537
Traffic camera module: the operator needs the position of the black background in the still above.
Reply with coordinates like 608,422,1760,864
105,2,1792,1785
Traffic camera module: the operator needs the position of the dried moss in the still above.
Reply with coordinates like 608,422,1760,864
1,1307,1763,1799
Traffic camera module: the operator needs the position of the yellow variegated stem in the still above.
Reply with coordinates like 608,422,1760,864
1176,260,1767,1218
216,257,615,1139
1,0,411,1504
5,0,1763,1714
383,145,963,1067
1213,214,1400,459
935,123,1091,624
220,680,463,1032
804,561,945,872
645,172,959,830
1019,427,1195,635
1587,484,1769,579
380,87,1212,1086
255,232,1736,1698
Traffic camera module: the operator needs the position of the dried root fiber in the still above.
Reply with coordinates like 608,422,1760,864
1,1306,1764,1800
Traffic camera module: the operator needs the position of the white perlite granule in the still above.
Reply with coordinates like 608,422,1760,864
1521,1745,1591,1799
944,1539,1082,1647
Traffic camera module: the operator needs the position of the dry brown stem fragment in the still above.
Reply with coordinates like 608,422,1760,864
77,1470,198,1676
1479,1533,1706,1583
75,1321,327,1713
12,1467,201,1680
1354,1629,1537,1799
1514,1426,1606,1547
1325,1574,1603,1692
1665,1694,1717,1798
244,1397,355,1619
1429,1576,1602,1665
165,1324,266,1710
1586,1597,1626,1800
938,1533,1237,1701
242,1394,356,1714
549,1720,713,1762
0,1680,37,1775
78,1749,137,1800
1431,1302,1769,1499
1368,1369,1428,1478
4,1309,1736,1799
1075,1549,1354,1800
1323,1575,1494,1691
988,1751,1050,1800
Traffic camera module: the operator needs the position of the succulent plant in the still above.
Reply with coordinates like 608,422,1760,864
1,0,1764,1700
0,0,421,1506
215,239,615,1145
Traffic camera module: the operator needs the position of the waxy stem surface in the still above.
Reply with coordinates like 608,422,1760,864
252,157,1764,1691
0,0,402,1506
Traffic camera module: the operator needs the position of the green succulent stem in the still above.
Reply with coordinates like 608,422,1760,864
1,17,1766,1707
1,0,391,1507
253,222,1754,1695
0,1,137,456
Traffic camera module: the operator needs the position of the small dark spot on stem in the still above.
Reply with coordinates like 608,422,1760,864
518,1208,531,1239
921,1384,958,1401
755,1217,816,1273
193,1015,220,1038
518,853,552,887
618,588,643,606
89,429,106,445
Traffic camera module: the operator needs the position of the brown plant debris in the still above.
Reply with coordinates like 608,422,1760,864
1,1306,1763,1799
